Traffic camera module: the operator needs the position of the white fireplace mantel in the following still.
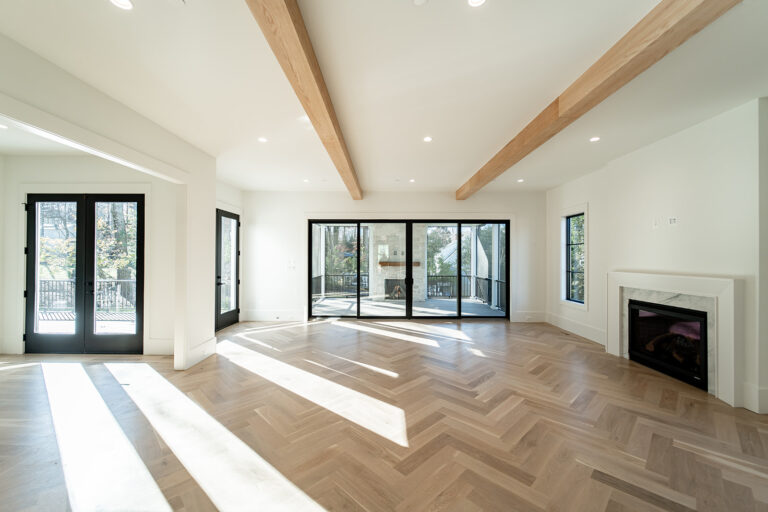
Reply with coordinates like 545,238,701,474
607,272,740,407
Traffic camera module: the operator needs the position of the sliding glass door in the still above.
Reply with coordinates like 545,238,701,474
25,194,144,354
413,222,459,317
216,209,240,331
308,219,509,319
461,223,506,317
360,222,408,317
311,223,358,317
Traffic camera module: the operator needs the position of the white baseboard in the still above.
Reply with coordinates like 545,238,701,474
175,336,217,370
143,338,174,356
545,312,606,345
741,381,768,414
0,338,24,355
241,308,305,322
509,311,546,322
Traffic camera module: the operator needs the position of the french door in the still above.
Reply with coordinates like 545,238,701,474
25,194,145,354
309,220,510,319
215,209,240,331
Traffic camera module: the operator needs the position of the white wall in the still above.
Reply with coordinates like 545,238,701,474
217,181,244,216
0,155,177,355
759,98,768,412
0,35,217,368
0,156,4,331
240,190,546,322
545,100,763,411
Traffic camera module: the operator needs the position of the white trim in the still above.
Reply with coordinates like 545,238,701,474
546,312,606,345
0,92,188,184
606,272,742,409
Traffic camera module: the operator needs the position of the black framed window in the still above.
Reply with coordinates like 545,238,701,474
565,213,585,304
308,219,510,320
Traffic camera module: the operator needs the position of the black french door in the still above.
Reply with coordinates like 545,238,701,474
308,219,510,320
25,194,145,354
215,209,240,331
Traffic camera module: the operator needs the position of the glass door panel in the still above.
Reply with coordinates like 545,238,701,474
461,223,505,317
34,201,79,335
26,194,144,354
93,201,139,334
310,223,358,317
215,210,240,331
360,222,407,317
220,217,238,314
412,223,459,317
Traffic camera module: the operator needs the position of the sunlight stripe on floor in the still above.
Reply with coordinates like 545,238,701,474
218,340,409,447
105,362,325,512
42,363,171,512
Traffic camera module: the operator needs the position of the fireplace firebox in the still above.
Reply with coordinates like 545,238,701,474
628,300,707,390
385,279,406,300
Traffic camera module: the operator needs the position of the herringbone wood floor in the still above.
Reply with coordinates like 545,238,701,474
1,320,767,511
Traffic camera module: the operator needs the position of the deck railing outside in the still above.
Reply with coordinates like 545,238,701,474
38,279,136,313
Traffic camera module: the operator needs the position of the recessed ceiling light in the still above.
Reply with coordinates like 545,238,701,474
590,136,601,142
517,178,524,183
0,124,7,130
298,115,310,123
468,0,486,6
258,137,268,143
409,178,416,183
423,136,432,142
110,0,133,10
303,179,310,183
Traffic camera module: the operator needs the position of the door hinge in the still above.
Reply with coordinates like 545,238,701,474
23,202,30,212
23,333,27,342
24,247,28,255
237,279,241,285
237,250,241,256
23,290,27,298
238,221,241,228
237,308,241,314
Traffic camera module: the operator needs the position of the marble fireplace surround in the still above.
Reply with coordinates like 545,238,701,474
607,272,740,407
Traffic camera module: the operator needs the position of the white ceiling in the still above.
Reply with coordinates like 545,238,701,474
0,0,765,193
0,117,81,156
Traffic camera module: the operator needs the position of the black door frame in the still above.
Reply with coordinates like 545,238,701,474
307,219,511,320
25,194,145,354
215,209,240,331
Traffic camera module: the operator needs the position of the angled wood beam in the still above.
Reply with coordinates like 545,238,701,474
456,0,741,200
245,0,363,199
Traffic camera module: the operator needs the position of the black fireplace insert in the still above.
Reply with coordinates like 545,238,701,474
628,300,707,390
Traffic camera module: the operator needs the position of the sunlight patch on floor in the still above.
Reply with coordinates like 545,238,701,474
0,362,40,372
42,363,171,512
234,333,282,352
218,341,409,447
332,320,440,348
105,362,325,512
373,321,473,342
320,351,399,378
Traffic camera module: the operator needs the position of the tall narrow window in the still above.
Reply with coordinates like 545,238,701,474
565,213,585,303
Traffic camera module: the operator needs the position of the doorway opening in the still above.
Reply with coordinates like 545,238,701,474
309,220,509,319
215,209,240,331
25,194,145,354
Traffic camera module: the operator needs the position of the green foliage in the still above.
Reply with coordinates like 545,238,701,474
324,225,358,275
95,203,137,280
426,227,457,276
37,202,77,280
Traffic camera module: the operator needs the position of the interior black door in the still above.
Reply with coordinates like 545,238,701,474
215,209,240,331
25,194,144,354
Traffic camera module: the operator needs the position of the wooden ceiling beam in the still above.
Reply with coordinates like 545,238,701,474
456,0,741,200
245,0,363,199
